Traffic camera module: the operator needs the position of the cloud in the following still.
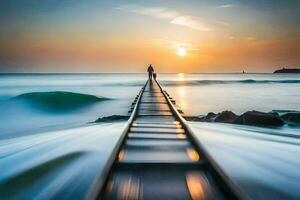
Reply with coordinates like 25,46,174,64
115,5,212,31
219,4,237,8
245,36,256,41
217,21,231,27
171,16,213,31
115,5,178,19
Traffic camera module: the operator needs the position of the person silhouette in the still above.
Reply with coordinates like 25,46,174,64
147,64,154,80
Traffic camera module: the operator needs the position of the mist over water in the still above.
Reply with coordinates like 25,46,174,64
0,73,300,137
189,122,300,199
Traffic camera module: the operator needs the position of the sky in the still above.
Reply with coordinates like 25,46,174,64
0,0,299,73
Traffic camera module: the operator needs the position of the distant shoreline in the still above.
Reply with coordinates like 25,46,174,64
274,68,300,73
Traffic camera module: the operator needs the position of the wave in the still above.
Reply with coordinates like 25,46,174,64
161,79,300,86
12,91,109,111
1,152,86,198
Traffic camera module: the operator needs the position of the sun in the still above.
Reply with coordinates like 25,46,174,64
177,47,186,57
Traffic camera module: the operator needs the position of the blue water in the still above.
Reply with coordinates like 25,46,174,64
0,73,300,199
1,73,299,138
0,73,145,138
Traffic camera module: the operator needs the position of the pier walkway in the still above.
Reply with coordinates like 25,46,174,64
87,80,246,200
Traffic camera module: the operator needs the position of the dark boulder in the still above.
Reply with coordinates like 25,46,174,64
268,111,279,117
184,112,217,122
234,111,284,126
215,111,238,123
95,115,129,123
184,116,204,122
281,112,300,125
205,112,217,121
184,116,205,122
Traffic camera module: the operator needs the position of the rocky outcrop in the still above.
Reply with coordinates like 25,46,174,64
95,115,129,123
281,112,300,125
184,116,206,122
233,111,284,126
184,111,237,123
184,110,299,127
215,111,238,123
204,112,217,122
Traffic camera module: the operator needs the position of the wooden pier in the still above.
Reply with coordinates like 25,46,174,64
87,80,247,200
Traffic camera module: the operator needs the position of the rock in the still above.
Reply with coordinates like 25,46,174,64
214,111,238,123
95,115,129,123
184,116,206,122
281,112,300,125
268,111,279,117
205,112,217,121
234,111,284,126
184,112,217,122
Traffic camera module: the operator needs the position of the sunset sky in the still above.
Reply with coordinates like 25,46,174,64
0,0,299,72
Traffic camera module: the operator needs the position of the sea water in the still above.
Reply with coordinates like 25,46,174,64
0,73,300,199
0,73,299,138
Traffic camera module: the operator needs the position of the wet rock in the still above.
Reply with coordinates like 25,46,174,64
184,112,217,122
214,111,238,123
234,111,284,126
205,112,217,121
95,115,129,123
268,111,280,117
281,112,300,125
184,116,206,122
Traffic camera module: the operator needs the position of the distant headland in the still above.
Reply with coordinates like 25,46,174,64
274,67,300,73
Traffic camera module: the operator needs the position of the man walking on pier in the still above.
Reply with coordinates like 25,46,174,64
147,64,154,80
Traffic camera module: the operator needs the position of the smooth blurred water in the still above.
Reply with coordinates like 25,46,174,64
0,122,127,200
189,122,300,200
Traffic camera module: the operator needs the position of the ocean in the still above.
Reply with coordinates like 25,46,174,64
0,73,300,199
0,73,299,138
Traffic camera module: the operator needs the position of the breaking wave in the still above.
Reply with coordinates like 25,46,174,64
12,91,109,111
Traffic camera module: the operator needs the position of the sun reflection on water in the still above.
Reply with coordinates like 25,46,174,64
178,73,185,80
176,86,187,112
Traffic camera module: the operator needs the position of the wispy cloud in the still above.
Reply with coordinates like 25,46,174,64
115,5,212,31
219,4,237,8
115,5,178,19
245,36,256,41
171,16,213,31
217,21,231,27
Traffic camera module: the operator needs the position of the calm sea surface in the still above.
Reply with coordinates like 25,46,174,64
0,73,299,137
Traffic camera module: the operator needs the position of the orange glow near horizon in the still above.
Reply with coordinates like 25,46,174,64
0,1,299,72
2,36,299,72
